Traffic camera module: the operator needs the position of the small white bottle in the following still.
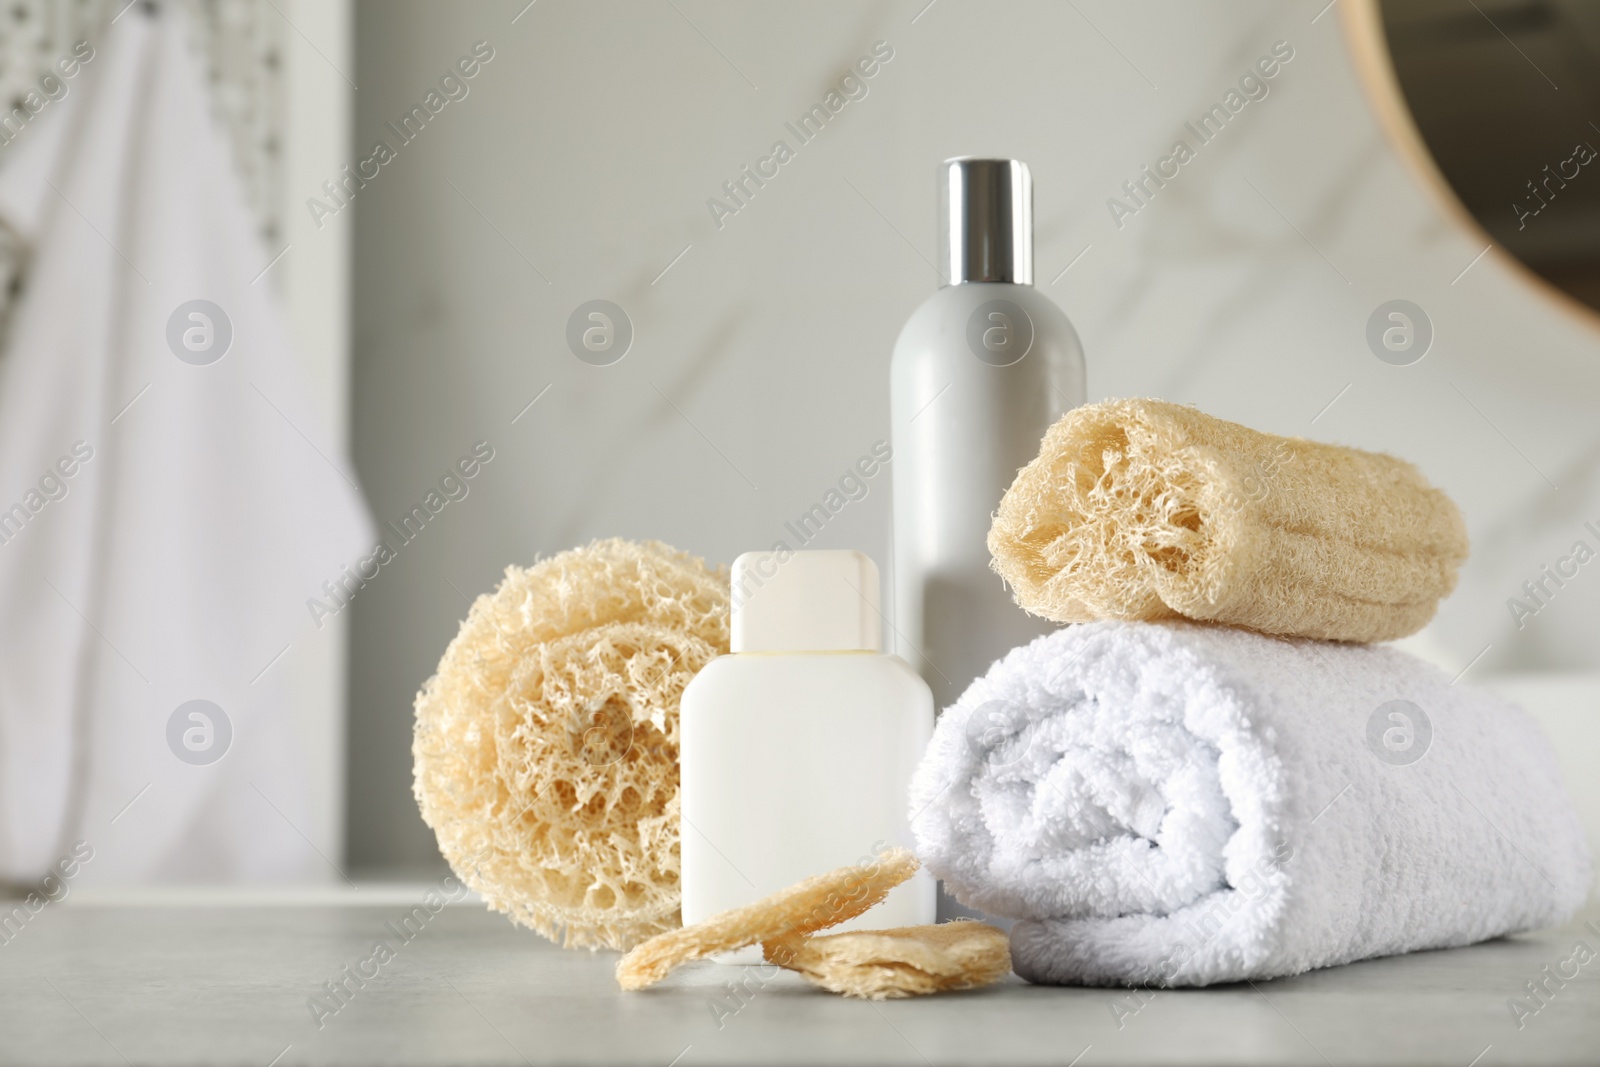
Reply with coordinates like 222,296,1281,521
890,158,1086,711
680,550,935,954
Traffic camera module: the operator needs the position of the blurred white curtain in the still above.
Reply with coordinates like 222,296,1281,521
0,5,371,883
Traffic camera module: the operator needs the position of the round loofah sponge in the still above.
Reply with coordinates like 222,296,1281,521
413,538,729,951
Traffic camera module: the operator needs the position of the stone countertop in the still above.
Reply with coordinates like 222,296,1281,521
3,897,1596,1066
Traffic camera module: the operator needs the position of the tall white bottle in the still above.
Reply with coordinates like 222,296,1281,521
890,158,1086,711
680,550,935,959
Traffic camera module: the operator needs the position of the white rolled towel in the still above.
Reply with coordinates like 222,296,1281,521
909,621,1591,987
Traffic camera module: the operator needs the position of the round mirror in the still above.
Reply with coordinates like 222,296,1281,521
1351,0,1600,316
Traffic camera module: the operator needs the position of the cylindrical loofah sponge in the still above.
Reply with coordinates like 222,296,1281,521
413,538,729,951
988,398,1469,642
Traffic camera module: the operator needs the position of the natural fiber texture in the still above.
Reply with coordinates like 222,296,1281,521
989,398,1469,642
413,539,729,952
765,922,1011,1000
616,847,919,991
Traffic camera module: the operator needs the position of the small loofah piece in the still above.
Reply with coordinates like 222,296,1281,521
764,921,1012,1000
615,847,919,991
988,398,1469,643
413,539,729,952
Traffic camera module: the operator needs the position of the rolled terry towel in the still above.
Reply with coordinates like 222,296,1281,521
987,398,1469,642
909,621,1590,987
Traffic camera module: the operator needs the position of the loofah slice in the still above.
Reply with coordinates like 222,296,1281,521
764,921,1012,999
413,539,729,951
988,398,1469,642
615,848,919,991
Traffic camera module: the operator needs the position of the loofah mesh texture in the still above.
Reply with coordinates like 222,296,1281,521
988,398,1470,642
413,539,729,952
765,921,1012,1000
615,847,919,991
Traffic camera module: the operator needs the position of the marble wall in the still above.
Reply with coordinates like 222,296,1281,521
349,0,1600,870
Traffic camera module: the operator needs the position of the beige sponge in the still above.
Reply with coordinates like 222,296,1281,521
766,921,1012,1000
989,399,1469,642
616,847,919,991
412,539,728,951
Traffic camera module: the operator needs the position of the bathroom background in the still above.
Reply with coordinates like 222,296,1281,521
2,0,1595,887
349,0,1600,875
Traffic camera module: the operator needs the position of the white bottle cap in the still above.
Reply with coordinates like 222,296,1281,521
730,550,883,653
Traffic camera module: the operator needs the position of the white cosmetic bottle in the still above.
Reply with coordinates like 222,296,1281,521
890,158,1086,711
680,550,935,957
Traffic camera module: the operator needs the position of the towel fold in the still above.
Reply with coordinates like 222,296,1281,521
909,621,1590,986
987,399,1469,642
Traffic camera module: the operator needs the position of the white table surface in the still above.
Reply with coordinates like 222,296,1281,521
4,896,1596,1066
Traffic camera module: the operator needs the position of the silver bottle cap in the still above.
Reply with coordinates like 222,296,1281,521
939,157,1033,286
